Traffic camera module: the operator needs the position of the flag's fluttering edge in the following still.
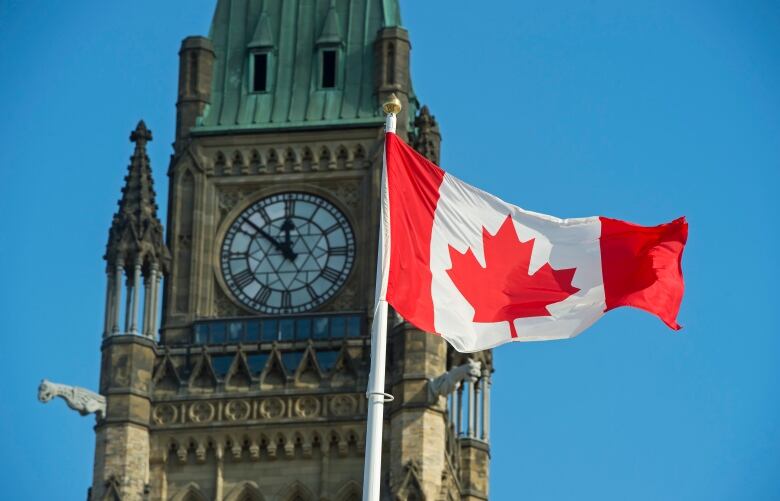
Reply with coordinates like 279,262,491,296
381,132,688,352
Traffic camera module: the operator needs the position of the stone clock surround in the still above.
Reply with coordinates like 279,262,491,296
162,126,384,344
218,191,357,315
213,181,366,319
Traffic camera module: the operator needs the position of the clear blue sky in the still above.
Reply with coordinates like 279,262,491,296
1,1,778,499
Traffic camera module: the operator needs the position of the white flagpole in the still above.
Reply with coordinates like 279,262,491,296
362,94,402,501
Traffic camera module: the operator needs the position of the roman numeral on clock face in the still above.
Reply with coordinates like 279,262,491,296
253,285,271,305
328,246,347,256
284,199,295,218
323,223,340,235
234,269,256,289
321,267,341,283
257,208,271,225
281,291,292,309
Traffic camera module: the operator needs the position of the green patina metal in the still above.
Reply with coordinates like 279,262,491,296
196,0,407,133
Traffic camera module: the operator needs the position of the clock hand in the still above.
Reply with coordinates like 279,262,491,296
245,219,285,253
246,218,297,261
280,218,298,261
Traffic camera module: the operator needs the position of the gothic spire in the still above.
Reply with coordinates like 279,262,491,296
412,105,441,164
105,121,171,274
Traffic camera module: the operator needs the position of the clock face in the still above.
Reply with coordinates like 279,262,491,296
220,192,356,314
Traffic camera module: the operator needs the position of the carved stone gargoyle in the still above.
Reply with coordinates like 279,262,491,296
427,359,482,403
38,379,106,420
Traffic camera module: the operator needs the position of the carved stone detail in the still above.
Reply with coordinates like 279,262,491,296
217,186,256,223
328,285,358,311
428,359,482,402
188,401,215,423
332,181,360,210
218,190,242,215
259,397,285,419
152,403,178,425
38,379,106,420
329,394,357,416
204,143,370,178
214,285,245,317
224,399,251,421
411,105,442,164
294,396,321,418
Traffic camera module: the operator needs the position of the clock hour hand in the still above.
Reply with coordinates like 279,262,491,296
280,218,298,261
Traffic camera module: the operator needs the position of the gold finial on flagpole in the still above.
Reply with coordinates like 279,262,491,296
382,93,402,115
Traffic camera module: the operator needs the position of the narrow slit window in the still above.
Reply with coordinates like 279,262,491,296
252,53,268,92
386,43,396,85
321,50,337,88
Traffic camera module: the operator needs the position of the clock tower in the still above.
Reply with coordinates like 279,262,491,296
90,2,493,500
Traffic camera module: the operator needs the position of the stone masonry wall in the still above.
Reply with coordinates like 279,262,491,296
92,423,149,500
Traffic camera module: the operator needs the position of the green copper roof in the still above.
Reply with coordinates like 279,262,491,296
196,0,403,132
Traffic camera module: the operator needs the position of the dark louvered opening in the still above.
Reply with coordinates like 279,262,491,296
252,53,268,92
321,50,337,88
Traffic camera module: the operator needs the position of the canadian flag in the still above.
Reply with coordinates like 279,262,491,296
377,132,688,352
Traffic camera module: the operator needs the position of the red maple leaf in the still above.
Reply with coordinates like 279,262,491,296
446,215,580,338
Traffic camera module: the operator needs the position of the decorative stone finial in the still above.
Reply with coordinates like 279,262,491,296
130,120,153,149
412,105,441,163
383,93,402,115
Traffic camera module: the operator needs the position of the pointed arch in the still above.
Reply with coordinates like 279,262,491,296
331,343,358,387
335,145,349,169
394,461,426,501
343,427,363,455
294,344,323,387
225,348,253,391
214,151,227,175
335,480,362,501
102,476,122,501
352,144,367,169
249,149,263,172
224,481,265,501
276,481,315,501
188,348,218,392
266,148,279,172
170,482,208,501
330,428,348,457
284,147,301,172
231,150,245,175
152,350,181,396
260,347,288,389
318,146,334,170
301,147,314,171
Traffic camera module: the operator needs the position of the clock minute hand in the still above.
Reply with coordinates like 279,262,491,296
258,228,284,251
246,220,284,251
246,219,297,261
